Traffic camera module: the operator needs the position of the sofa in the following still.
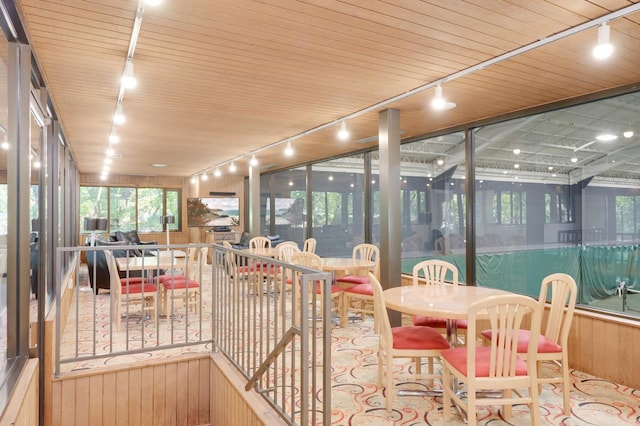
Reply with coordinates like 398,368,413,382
85,230,158,293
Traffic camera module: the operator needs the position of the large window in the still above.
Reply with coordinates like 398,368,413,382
80,186,181,233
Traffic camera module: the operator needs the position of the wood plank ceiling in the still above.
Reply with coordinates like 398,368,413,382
13,0,640,178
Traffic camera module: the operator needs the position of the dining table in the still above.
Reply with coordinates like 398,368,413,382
383,284,512,397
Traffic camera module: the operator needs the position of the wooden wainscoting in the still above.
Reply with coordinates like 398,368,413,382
49,352,287,426
568,310,640,390
209,353,287,426
0,359,39,426
50,354,211,426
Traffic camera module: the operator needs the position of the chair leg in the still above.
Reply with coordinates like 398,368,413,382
530,378,542,425
561,354,572,415
385,353,393,413
502,389,513,419
442,366,452,421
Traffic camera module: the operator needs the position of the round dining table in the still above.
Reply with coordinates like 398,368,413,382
383,284,512,398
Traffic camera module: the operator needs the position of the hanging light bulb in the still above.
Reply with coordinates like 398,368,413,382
190,176,197,184
113,104,126,125
229,162,237,172
109,132,120,144
104,157,113,165
121,60,137,89
284,140,294,156
593,22,614,60
431,84,446,110
1,134,9,150
430,83,457,110
106,147,115,157
337,121,350,141
201,172,208,181
214,168,221,177
249,155,258,166
288,180,293,187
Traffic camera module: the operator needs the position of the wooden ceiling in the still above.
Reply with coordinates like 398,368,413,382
13,0,640,178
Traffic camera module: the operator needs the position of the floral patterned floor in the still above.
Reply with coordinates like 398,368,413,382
60,266,640,425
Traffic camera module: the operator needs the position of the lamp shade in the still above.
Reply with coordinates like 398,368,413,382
84,217,108,231
161,215,175,225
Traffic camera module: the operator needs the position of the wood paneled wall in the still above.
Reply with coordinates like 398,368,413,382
568,311,640,389
0,359,39,426
50,354,211,426
209,353,287,426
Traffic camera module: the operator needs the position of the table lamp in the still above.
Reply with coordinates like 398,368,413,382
161,215,175,247
83,217,108,292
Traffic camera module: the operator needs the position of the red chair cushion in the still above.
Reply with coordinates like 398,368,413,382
480,329,562,353
120,277,147,286
412,315,468,329
237,264,261,273
162,279,199,290
154,274,187,284
313,283,344,294
391,326,450,350
344,283,373,296
336,275,370,285
121,282,157,294
441,346,528,377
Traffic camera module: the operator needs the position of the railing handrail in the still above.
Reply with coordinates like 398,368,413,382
245,325,301,391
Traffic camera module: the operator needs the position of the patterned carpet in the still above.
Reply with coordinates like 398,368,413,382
60,267,640,425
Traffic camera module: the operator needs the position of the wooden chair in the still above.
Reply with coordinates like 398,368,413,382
302,237,317,253
442,294,543,426
370,272,450,412
338,244,380,327
277,242,301,315
290,252,343,324
481,272,577,415
411,259,467,343
155,246,204,315
221,240,263,295
104,250,158,331
249,236,271,251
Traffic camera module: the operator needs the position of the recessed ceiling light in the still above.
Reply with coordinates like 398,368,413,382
151,163,168,168
548,166,554,171
571,157,578,163
514,164,520,169
513,148,521,155
596,133,617,142
623,131,634,138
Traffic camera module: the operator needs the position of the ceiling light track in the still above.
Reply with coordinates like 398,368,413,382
192,3,640,179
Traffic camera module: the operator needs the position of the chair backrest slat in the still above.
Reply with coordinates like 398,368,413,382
412,259,458,290
539,273,577,346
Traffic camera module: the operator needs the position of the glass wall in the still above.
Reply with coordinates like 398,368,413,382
472,91,640,315
265,168,307,246
255,90,640,319
311,155,365,257
0,29,8,390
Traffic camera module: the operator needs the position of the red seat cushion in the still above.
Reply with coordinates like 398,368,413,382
391,326,450,350
121,282,157,294
413,315,468,329
120,277,147,286
313,283,344,294
154,274,186,284
336,275,370,285
344,283,373,296
480,329,562,353
162,279,199,290
441,346,528,377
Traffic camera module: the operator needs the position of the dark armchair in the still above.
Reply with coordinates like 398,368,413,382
109,230,157,256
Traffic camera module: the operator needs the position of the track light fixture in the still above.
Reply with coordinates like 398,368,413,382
229,162,237,172
145,0,162,6
201,172,208,181
109,132,120,144
284,140,294,156
121,60,137,89
249,155,258,166
114,104,126,125
106,147,115,157
431,84,457,111
214,168,221,177
1,134,8,150
593,22,614,59
190,176,197,184
337,121,350,141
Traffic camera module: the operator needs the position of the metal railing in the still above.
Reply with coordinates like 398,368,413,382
55,242,332,425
